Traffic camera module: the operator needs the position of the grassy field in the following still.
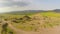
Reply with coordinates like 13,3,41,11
40,12,60,17
0,11,60,32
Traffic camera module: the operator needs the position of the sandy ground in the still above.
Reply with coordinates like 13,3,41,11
8,22,60,34
1,19,60,34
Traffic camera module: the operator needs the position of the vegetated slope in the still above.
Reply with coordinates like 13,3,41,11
4,10,44,15
1,11,60,34
4,9,60,15
9,12,60,32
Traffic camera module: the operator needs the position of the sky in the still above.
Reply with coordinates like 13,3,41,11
0,0,60,13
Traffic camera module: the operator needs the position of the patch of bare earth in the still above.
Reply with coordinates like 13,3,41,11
9,23,60,34
1,13,60,34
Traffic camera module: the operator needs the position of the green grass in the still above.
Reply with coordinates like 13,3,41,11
7,27,15,34
1,11,60,32
40,12,60,17
12,22,38,31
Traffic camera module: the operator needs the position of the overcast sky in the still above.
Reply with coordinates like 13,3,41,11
0,0,60,13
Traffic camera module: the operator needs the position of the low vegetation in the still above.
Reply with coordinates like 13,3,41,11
0,11,60,33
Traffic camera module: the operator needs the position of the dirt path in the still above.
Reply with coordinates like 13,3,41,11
8,22,40,34
1,19,40,34
8,23,60,34
1,19,60,34
39,25,60,34
7,21,60,34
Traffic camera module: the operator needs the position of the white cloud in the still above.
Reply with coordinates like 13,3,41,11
0,0,30,7
0,0,60,13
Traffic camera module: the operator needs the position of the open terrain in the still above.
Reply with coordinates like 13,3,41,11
0,11,60,34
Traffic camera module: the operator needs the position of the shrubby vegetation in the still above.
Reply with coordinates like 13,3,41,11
0,11,60,32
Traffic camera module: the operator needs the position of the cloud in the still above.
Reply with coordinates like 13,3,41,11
0,0,30,7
